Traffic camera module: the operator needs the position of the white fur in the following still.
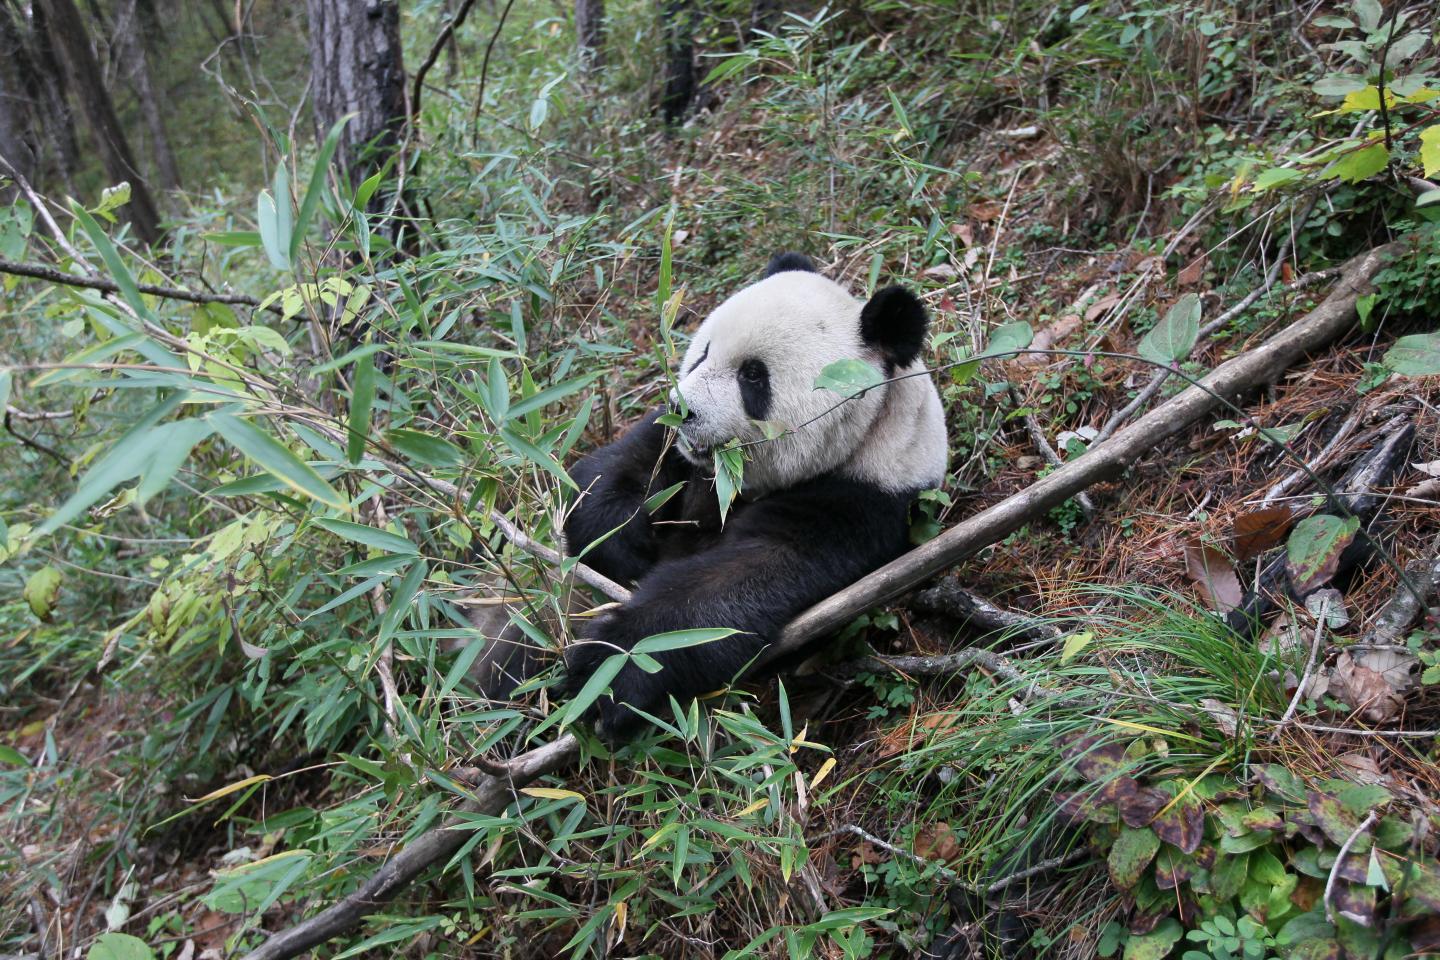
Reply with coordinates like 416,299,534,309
675,270,948,496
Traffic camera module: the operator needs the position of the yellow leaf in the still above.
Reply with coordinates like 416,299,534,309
1338,85,1397,113
216,848,309,875
809,758,837,792
735,797,769,817
1061,631,1094,663
520,787,585,802
613,901,628,942
637,821,679,854
1420,125,1440,179
189,773,272,804
1092,716,1203,744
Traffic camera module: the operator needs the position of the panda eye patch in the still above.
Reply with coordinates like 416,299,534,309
736,359,771,420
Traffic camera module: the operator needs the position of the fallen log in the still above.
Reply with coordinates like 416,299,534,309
766,242,1402,661
240,734,580,960
243,242,1400,960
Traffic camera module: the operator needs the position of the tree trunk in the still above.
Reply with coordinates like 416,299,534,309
658,0,695,125
0,2,42,192
35,0,160,244
115,0,180,189
3,0,77,187
575,0,604,70
305,0,406,193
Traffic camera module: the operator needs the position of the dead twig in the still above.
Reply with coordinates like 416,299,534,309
0,256,273,312
1325,810,1377,924
1271,596,1328,741
1007,384,1096,520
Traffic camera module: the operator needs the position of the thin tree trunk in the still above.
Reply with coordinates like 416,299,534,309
115,0,180,189
13,0,78,186
575,0,604,70
0,2,42,192
35,0,160,244
305,0,406,192
659,0,696,124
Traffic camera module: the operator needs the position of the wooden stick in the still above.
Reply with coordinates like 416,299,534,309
240,733,580,960
765,242,1402,661
0,255,273,311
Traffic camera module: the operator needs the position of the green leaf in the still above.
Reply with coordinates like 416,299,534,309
135,419,214,504
702,51,757,85
312,518,417,555
1253,167,1303,191
979,320,1034,358
377,559,427,645
631,627,738,655
1353,0,1381,32
87,932,155,960
24,565,62,620
1138,293,1201,365
69,200,154,322
1313,75,1368,96
291,114,351,260
561,652,628,728
386,428,466,468
348,354,376,464
1123,918,1183,960
499,427,576,490
35,394,188,537
211,413,348,510
1285,514,1360,592
815,358,884,396
0,744,29,767
1383,332,1440,376
505,373,599,421
1421,125,1440,179
1416,189,1440,208
1325,143,1389,184
0,369,11,412
1108,825,1161,889
332,917,445,960
257,190,289,271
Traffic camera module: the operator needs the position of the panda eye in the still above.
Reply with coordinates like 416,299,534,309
738,359,767,383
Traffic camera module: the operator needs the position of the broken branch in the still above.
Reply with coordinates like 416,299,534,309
768,243,1402,660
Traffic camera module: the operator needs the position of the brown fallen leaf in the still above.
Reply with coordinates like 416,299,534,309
914,822,962,861
1184,541,1244,612
949,222,975,247
969,200,1006,222
1084,292,1121,322
1329,652,1406,724
1230,506,1293,562
1176,254,1208,287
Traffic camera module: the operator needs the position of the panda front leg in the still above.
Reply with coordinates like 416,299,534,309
562,538,829,741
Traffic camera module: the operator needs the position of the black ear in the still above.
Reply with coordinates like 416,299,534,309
860,284,927,368
762,251,817,278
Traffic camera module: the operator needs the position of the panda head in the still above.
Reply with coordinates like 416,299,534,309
673,253,948,496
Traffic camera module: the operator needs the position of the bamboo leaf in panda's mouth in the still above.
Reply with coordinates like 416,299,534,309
815,358,884,397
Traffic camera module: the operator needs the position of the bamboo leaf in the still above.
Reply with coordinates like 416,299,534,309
211,413,348,509
291,114,351,260
312,518,417,554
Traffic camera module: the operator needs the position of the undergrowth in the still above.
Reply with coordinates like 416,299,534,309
3,0,1439,958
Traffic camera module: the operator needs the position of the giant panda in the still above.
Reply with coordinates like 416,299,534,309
476,253,948,741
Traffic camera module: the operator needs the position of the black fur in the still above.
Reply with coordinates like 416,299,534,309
563,410,915,741
762,251,818,278
737,358,771,420
860,284,928,369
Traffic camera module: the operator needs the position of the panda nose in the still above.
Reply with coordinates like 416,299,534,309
682,408,696,423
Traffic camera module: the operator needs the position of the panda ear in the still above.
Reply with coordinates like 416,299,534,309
762,251,817,278
860,285,927,368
